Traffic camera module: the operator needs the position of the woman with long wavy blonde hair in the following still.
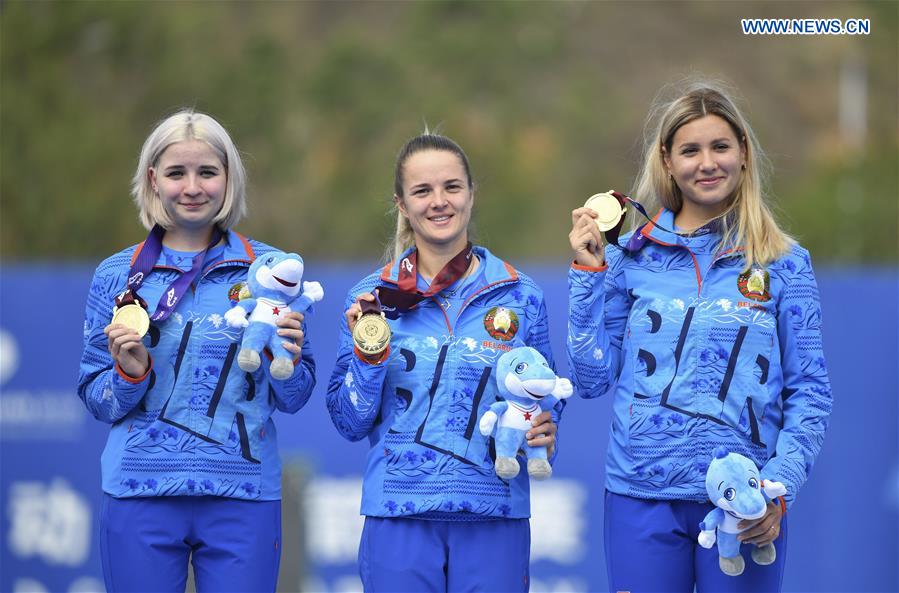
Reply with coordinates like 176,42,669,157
632,81,793,270
567,81,832,592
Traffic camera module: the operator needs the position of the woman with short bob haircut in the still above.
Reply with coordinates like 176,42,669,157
567,81,831,592
78,109,315,593
131,110,247,232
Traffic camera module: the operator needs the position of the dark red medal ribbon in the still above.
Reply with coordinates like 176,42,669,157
115,224,224,322
378,242,474,314
359,293,383,316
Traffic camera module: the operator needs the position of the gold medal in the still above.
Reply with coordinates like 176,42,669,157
352,312,391,357
584,191,626,232
111,303,150,337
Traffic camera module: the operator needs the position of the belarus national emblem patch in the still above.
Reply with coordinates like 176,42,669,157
228,281,252,306
737,268,771,302
484,306,519,341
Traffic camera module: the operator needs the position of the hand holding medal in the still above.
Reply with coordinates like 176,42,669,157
102,225,225,380
569,195,613,268
571,190,665,265
103,288,151,378
111,289,150,337
347,291,391,361
584,191,627,233
105,318,150,380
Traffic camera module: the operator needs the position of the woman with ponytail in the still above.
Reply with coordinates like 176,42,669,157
328,131,562,592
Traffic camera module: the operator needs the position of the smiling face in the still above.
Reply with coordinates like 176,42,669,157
664,115,746,224
705,452,768,520
498,347,557,402
395,149,473,256
251,253,304,299
149,140,226,234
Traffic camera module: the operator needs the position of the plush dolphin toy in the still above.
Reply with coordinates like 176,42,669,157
698,447,787,576
224,251,323,379
479,347,573,480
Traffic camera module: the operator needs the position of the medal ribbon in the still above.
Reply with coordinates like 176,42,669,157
604,191,678,252
359,292,383,316
116,224,224,323
378,242,474,314
398,242,474,296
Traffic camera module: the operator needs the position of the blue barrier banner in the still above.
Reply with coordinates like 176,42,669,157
1,262,896,592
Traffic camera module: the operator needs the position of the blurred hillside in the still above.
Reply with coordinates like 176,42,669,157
1,1,896,263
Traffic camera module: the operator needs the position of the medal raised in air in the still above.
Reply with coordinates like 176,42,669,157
584,191,627,232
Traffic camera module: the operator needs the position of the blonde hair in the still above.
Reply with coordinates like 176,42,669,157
131,109,247,231
386,132,474,262
388,206,418,263
632,80,792,270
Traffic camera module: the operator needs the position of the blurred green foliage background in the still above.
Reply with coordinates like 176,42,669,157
1,1,896,264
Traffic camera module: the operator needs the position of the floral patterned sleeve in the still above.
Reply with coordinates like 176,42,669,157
326,276,389,442
567,246,632,398
762,246,833,508
77,260,151,423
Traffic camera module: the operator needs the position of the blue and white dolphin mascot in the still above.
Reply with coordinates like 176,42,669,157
224,252,323,380
698,447,788,576
479,347,573,480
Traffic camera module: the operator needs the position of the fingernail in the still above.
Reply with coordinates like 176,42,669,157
525,433,532,439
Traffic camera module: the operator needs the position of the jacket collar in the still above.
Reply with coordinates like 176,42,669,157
640,208,680,246
379,245,518,287
221,229,256,262
639,208,742,259
130,228,256,268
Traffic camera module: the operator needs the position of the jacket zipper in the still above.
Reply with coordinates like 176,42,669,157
641,235,704,297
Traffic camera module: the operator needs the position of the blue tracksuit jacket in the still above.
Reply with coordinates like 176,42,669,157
567,209,832,507
77,230,315,500
327,246,560,519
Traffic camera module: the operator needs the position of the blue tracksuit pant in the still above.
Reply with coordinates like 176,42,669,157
99,494,281,593
358,516,530,592
604,491,787,593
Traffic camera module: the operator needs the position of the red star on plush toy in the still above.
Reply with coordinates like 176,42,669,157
272,306,281,315
524,411,532,421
